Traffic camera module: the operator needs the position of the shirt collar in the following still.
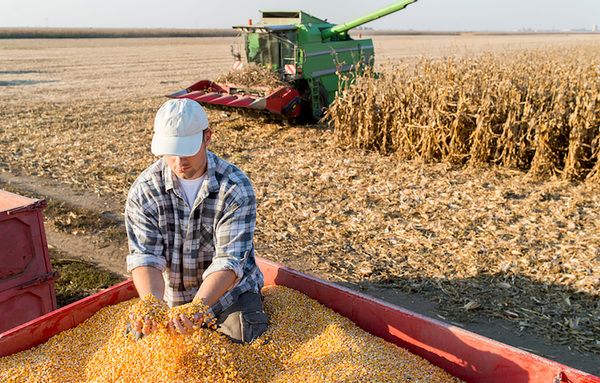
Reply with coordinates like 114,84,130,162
163,159,176,192
162,151,219,195
204,151,219,194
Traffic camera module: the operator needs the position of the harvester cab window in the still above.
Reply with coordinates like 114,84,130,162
246,33,280,70
280,32,296,69
245,31,297,73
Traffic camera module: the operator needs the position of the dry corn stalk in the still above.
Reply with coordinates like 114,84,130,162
328,44,600,182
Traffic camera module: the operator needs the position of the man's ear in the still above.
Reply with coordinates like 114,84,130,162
204,129,213,147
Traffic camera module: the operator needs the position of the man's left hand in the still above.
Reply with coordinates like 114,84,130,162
169,312,207,335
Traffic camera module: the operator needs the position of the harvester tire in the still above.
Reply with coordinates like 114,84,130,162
317,83,329,119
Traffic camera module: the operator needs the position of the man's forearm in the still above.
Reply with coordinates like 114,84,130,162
131,266,165,301
195,269,237,307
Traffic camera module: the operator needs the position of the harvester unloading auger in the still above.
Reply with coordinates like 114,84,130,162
167,0,417,122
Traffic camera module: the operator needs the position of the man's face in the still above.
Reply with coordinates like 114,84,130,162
164,129,212,180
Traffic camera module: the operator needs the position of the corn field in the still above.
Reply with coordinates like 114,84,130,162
329,43,600,182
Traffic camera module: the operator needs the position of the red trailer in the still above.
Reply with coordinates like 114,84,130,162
1,257,598,383
0,190,58,334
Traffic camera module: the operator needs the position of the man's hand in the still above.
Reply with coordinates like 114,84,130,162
124,293,168,340
169,311,208,335
167,299,213,336
130,314,159,335
165,269,234,335
125,314,160,340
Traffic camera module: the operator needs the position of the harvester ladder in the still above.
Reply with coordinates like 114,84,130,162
308,78,321,119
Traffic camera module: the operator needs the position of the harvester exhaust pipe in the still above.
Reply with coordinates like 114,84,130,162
321,0,417,39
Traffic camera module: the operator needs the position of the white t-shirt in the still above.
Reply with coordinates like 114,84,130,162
178,174,206,206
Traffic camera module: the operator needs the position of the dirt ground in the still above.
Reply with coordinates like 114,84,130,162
1,33,599,375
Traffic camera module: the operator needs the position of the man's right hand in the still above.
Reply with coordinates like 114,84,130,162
124,292,168,340
130,314,159,335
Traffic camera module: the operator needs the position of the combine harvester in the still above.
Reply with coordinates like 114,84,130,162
167,0,418,122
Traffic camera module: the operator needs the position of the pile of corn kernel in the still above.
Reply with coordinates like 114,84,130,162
0,286,463,382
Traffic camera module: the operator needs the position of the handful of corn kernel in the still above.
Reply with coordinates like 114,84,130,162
129,294,214,331
166,297,216,328
129,294,168,324
0,286,463,382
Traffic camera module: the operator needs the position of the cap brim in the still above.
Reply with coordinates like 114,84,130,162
151,130,203,157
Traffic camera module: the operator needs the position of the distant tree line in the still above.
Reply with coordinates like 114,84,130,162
0,28,238,39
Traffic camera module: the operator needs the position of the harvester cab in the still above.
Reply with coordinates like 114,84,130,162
167,0,416,122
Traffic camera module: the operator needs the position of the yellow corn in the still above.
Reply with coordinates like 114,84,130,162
130,293,168,323
128,294,214,334
0,286,462,382
166,298,215,328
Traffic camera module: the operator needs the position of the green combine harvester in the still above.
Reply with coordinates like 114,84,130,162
167,0,417,122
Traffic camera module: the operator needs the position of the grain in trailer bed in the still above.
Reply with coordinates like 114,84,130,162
0,286,461,382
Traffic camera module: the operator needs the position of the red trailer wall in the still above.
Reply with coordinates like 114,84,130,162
0,190,57,333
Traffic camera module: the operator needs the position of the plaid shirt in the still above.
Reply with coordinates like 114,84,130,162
125,151,263,316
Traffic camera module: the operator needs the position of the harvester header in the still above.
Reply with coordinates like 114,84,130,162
167,0,417,122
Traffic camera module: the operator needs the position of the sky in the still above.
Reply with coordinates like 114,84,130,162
1,0,599,32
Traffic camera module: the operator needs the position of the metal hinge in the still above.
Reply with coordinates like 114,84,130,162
16,271,60,290
6,199,47,215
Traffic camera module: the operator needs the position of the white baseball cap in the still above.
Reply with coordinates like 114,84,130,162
151,98,209,157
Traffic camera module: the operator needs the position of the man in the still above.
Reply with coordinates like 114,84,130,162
125,98,267,343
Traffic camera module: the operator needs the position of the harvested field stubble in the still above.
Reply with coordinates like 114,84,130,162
0,37,599,358
0,27,236,39
1,99,158,194
330,43,600,181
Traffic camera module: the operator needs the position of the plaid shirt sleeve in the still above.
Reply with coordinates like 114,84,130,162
202,174,256,283
125,161,168,273
201,154,263,316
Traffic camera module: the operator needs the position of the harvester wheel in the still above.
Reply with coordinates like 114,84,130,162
317,83,330,119
294,81,330,124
